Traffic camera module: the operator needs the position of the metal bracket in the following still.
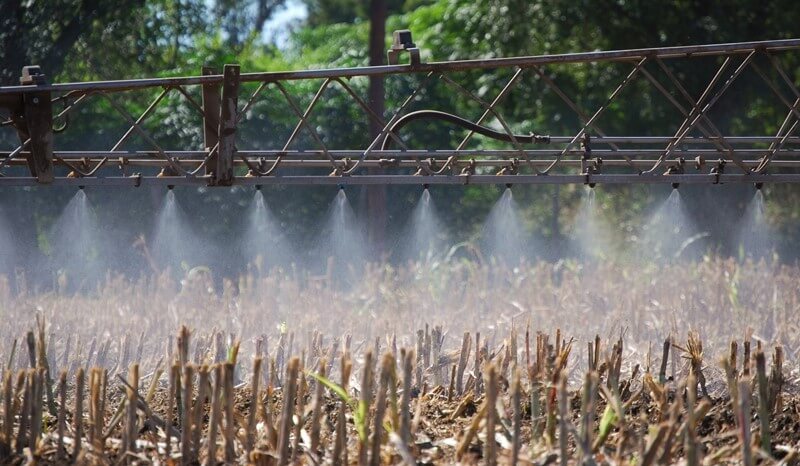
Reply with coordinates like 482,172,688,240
216,64,240,186
201,66,221,181
387,30,421,67
18,66,54,183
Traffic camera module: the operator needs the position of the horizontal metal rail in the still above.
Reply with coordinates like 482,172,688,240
0,173,794,187
1,38,799,95
1,153,800,168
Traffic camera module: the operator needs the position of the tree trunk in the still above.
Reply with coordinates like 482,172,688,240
367,0,388,256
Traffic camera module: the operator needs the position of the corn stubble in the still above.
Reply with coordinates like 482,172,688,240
0,259,799,464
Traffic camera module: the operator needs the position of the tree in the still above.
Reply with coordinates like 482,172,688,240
367,0,388,253
0,0,146,85
212,0,288,51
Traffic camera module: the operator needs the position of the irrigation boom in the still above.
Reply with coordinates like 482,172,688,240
1,32,800,187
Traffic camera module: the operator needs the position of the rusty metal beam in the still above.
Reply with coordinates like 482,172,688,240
1,38,799,96
17,66,54,183
0,173,797,187
201,66,221,179
215,64,239,186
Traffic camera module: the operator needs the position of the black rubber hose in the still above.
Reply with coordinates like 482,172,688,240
380,110,550,150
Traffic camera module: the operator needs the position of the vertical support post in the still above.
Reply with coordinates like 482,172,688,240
216,64,240,186
201,66,221,180
18,66,54,183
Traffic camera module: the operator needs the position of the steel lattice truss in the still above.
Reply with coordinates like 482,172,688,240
1,33,800,187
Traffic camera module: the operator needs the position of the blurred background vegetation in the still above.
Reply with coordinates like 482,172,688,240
1,0,800,281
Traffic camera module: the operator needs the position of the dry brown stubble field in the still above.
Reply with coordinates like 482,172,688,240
0,256,799,464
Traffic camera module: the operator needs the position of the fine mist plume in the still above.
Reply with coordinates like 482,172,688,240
46,189,109,291
737,189,774,260
0,204,14,276
395,188,448,263
311,189,367,281
243,190,294,272
570,187,613,261
635,189,707,263
481,188,529,265
151,190,210,278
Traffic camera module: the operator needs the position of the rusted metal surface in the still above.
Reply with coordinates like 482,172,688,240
201,66,221,179
0,34,798,186
17,66,54,182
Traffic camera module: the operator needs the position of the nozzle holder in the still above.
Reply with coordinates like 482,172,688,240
666,161,684,189
710,159,726,184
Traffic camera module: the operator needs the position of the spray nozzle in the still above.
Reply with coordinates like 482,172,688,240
168,185,174,191
755,182,764,191
422,183,430,191
337,184,344,191
255,185,262,191
505,183,513,189
78,185,85,190
666,162,684,190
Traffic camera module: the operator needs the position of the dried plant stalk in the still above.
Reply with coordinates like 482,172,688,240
511,367,522,465
755,350,771,456
223,362,236,462
558,373,569,466
206,364,222,466
193,365,208,460
684,372,699,466
180,363,195,462
245,358,261,456
278,357,299,466
310,357,326,454
370,353,393,466
166,363,178,458
57,371,67,459
358,351,374,466
291,359,305,463
125,363,139,457
333,354,352,466
3,370,13,448
74,367,85,461
485,364,498,466
456,332,470,395
738,378,754,466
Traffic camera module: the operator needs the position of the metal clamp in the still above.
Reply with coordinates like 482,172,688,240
387,30,421,67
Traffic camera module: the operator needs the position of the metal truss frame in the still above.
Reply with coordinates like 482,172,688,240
1,34,799,187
